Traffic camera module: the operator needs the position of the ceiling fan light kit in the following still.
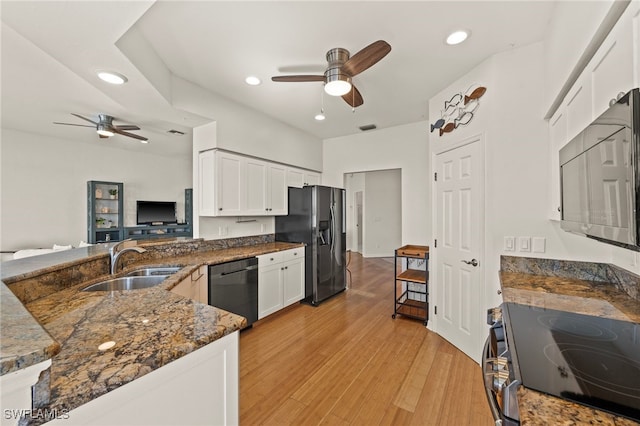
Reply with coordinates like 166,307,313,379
271,40,391,109
54,113,148,142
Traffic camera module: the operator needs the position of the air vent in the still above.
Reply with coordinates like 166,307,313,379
359,124,377,131
167,129,185,135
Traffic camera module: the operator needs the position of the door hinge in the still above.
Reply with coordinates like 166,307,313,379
434,239,437,248
434,172,437,181
434,306,437,315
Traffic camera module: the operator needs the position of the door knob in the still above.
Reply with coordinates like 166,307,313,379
461,258,479,267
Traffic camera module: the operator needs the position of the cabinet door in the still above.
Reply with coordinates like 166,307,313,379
245,158,268,215
258,263,283,319
548,107,567,221
304,172,320,186
565,75,592,142
196,265,208,305
287,168,305,188
216,152,243,216
282,258,304,307
588,14,634,118
198,150,217,216
268,163,288,215
171,277,196,300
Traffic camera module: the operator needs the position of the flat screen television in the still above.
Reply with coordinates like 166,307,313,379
136,201,177,225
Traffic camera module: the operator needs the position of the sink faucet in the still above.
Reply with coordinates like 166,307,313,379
110,239,147,275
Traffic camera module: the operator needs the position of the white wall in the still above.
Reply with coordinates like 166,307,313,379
429,41,614,318
0,128,191,250
180,75,325,241
323,121,429,247
543,0,616,112
174,76,322,171
344,172,365,252
363,169,402,257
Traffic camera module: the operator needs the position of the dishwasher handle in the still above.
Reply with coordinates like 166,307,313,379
211,264,258,278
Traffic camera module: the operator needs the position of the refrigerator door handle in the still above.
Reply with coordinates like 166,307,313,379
329,203,335,253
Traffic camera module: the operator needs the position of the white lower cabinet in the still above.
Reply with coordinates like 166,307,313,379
49,331,239,426
171,265,208,305
257,247,305,320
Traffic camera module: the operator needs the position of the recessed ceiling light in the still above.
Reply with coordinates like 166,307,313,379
96,71,128,85
446,30,470,45
314,113,326,121
245,76,261,86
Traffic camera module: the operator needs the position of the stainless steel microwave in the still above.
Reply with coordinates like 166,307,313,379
559,88,640,250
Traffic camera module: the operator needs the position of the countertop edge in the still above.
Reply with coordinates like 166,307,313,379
0,241,303,376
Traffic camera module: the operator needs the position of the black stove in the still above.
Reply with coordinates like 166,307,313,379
504,302,640,422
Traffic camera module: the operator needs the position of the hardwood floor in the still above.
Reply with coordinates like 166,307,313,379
239,252,494,425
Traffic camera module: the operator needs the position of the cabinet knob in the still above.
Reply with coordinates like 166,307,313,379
497,289,502,295
270,258,274,261
218,208,223,211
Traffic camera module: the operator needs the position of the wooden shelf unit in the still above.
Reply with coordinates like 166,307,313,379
392,244,429,325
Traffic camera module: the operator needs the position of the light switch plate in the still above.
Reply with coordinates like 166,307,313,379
532,237,546,253
519,237,531,252
504,236,515,251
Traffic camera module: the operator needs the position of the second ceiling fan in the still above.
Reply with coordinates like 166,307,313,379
271,40,391,108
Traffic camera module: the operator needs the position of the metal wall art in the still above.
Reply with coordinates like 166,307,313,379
431,85,487,136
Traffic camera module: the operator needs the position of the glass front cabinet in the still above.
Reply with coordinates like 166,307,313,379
87,180,124,243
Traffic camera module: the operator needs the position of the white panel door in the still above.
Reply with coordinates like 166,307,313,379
435,138,484,361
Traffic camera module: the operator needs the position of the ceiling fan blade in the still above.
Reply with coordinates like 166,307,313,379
53,122,94,128
70,113,98,125
113,128,148,141
114,125,140,131
271,75,325,83
341,40,391,77
342,85,364,108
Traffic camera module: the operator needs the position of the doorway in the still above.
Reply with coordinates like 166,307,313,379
344,169,401,257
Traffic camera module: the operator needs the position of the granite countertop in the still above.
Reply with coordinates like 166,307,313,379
0,239,302,418
499,256,640,425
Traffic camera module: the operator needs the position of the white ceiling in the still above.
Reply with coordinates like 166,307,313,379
1,1,556,155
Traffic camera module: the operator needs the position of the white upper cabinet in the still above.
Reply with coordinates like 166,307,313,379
548,3,639,220
268,163,288,215
287,167,321,188
588,12,634,118
245,158,268,215
216,152,243,216
549,107,567,221
199,150,293,217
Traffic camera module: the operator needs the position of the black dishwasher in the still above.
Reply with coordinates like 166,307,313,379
208,257,258,328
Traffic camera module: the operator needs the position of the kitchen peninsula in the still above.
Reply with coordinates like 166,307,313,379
0,236,301,425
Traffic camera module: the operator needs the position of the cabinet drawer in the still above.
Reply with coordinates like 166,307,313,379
257,251,284,265
282,247,304,262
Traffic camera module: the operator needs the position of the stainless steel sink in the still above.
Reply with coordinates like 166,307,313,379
82,276,167,292
124,266,182,277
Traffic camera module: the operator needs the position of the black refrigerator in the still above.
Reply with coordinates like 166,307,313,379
275,185,346,305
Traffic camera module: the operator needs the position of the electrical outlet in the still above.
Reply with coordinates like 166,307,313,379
504,236,515,251
532,237,546,253
519,237,531,252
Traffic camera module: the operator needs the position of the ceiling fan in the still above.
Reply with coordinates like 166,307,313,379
271,40,392,108
53,113,148,141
